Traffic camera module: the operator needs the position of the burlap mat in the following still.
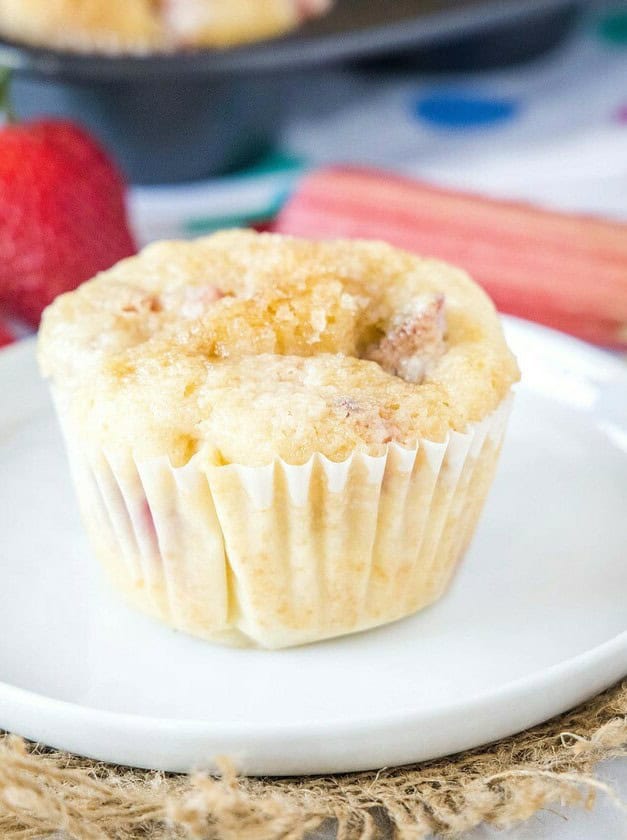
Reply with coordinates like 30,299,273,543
0,680,625,840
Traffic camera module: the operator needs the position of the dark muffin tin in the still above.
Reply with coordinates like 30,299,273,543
1,0,582,183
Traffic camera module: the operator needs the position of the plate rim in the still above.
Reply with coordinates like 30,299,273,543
0,624,625,738
1,316,625,771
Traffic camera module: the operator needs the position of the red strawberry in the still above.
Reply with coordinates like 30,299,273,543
0,119,136,325
0,317,15,348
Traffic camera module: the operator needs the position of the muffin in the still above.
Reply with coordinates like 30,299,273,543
0,0,332,53
38,230,519,648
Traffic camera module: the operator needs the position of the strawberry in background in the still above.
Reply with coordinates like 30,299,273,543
0,317,15,348
0,72,136,327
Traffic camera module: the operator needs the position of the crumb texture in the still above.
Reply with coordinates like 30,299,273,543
38,230,519,466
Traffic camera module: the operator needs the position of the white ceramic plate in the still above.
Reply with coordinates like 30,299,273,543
0,318,625,776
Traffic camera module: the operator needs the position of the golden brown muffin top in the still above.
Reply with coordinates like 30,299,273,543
39,230,519,466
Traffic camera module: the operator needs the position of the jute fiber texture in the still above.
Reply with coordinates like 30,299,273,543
0,680,626,840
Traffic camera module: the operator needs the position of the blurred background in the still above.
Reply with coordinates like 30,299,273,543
1,0,625,240
0,0,625,344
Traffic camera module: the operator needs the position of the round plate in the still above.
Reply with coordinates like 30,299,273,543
0,317,625,775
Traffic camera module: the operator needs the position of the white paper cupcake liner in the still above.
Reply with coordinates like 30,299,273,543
53,391,512,648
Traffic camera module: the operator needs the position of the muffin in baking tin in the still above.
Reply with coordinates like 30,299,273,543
0,0,332,53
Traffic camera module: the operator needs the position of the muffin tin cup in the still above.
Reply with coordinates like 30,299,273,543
53,390,513,648
2,1,581,183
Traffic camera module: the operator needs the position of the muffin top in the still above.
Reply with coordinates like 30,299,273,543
38,230,519,466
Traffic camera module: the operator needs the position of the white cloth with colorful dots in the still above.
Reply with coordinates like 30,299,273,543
130,2,627,243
